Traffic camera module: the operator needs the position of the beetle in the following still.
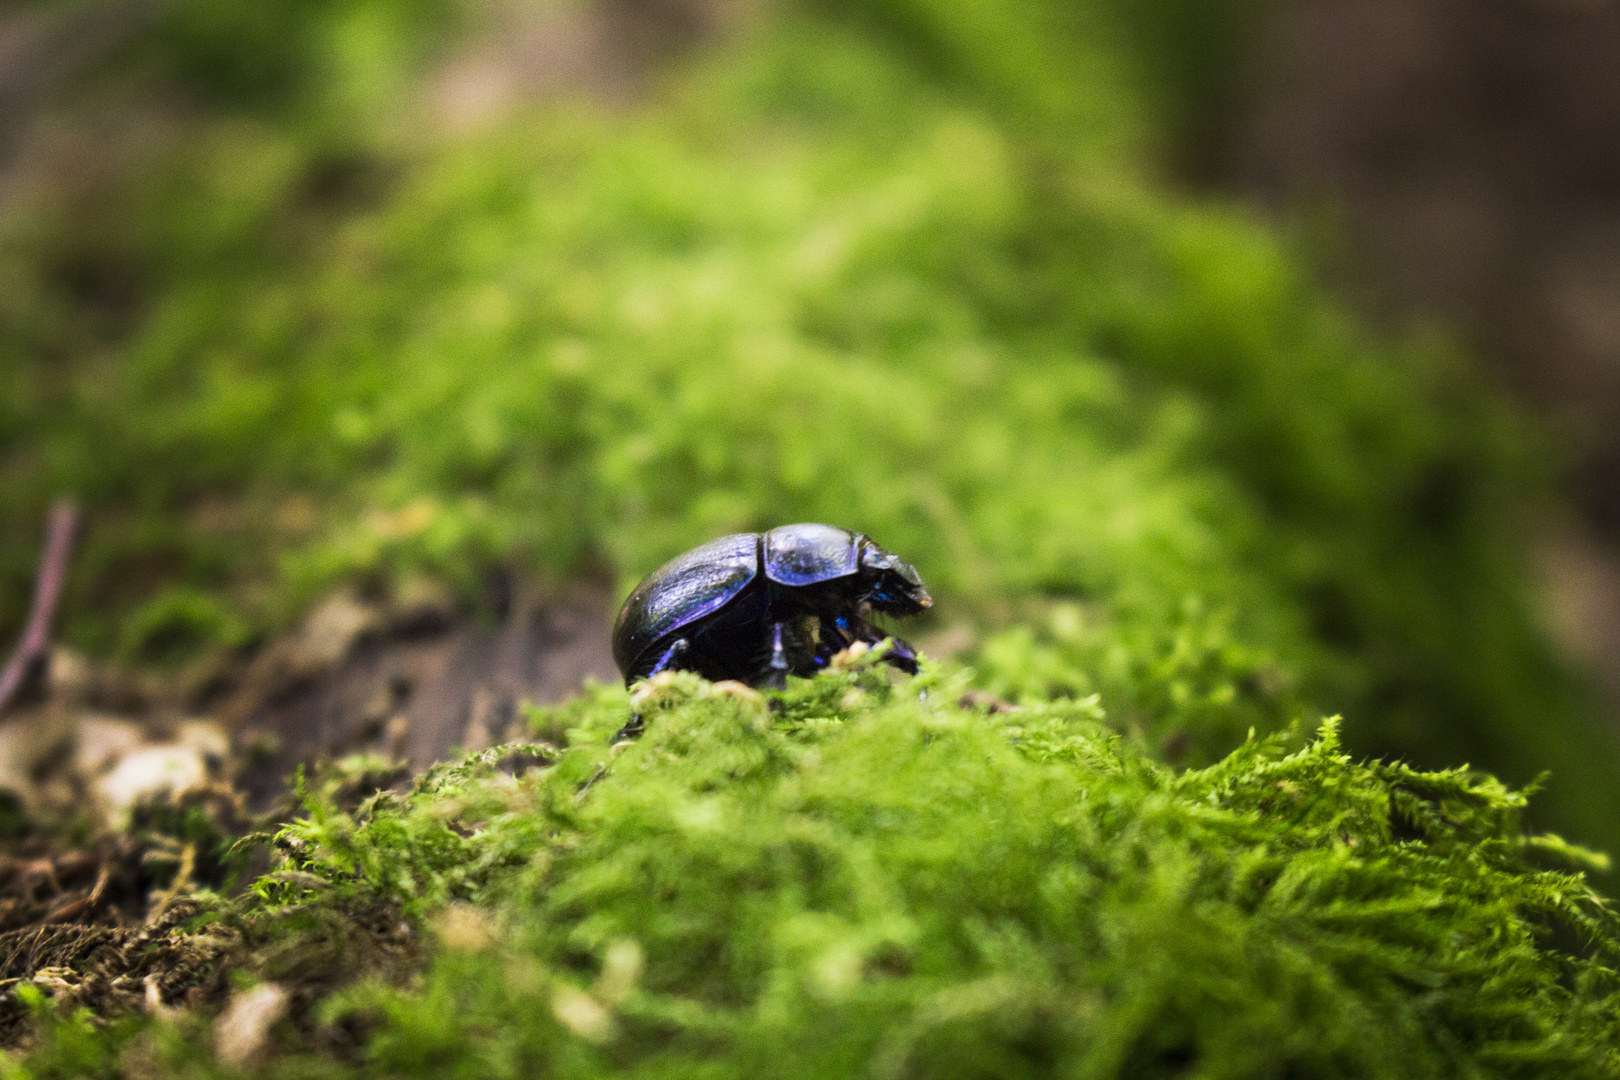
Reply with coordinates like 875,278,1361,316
612,523,932,689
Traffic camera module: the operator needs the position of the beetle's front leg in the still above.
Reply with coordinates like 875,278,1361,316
849,616,920,675
614,638,690,743
646,638,691,678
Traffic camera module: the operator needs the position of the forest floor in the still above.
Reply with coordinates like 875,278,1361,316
0,571,615,1047
2,2,1620,1072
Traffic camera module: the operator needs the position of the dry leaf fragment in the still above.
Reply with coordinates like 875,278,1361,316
214,982,289,1066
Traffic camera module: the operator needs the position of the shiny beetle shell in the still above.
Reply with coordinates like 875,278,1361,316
612,523,931,687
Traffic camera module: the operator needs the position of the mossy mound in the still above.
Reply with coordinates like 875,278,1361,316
4,2,1619,1072
1,1,1615,847
9,659,1620,1077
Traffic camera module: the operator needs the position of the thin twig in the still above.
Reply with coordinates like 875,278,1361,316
88,864,110,907
0,499,78,717
574,763,611,804
148,842,195,924
42,867,107,925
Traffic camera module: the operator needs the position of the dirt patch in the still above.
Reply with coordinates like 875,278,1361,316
228,584,619,809
0,897,233,1043
3,579,617,811
0,579,617,1046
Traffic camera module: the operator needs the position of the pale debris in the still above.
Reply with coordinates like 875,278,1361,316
74,714,145,776
437,902,494,952
551,985,616,1045
96,744,208,819
286,594,382,676
177,719,230,763
214,982,289,1066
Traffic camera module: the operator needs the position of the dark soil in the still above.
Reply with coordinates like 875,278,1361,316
0,582,617,1047
231,586,618,810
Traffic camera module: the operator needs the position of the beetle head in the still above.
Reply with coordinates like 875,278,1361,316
857,540,932,615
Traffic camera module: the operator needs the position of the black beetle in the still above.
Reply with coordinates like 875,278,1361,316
612,523,932,689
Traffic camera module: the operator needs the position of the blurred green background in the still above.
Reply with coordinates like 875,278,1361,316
3,0,1619,852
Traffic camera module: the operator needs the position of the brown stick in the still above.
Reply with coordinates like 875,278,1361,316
0,499,78,717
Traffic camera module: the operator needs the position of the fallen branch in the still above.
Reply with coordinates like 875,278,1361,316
0,499,78,717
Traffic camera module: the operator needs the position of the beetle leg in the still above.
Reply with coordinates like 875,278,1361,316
646,638,691,677
764,623,789,690
810,612,854,670
611,714,644,744
613,639,690,743
850,617,920,675
878,634,921,675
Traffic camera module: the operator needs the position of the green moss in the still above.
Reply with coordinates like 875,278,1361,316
5,3,1614,1070
11,662,1620,1076
3,1,1613,846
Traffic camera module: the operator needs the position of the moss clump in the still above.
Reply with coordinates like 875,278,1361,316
9,660,1620,1077
4,3,1617,1071
1,2,1613,847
